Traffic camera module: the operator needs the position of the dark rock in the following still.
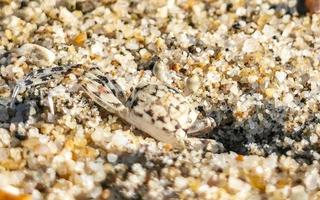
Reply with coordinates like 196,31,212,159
76,1,95,14
11,100,40,123
0,104,9,122
15,131,28,140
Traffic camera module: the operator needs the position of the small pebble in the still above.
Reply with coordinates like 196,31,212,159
275,71,287,83
242,38,261,53
107,153,118,163
174,176,188,190
185,74,201,94
126,40,139,50
153,62,170,83
110,133,129,147
15,43,56,66
290,185,308,200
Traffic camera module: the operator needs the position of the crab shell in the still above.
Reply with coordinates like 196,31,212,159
125,84,199,147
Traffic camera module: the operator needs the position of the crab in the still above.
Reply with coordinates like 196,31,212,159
10,62,216,148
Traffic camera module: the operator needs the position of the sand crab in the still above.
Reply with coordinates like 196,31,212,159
10,63,216,148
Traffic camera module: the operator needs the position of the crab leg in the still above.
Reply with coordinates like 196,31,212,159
86,68,126,104
23,64,82,84
10,64,82,108
186,117,216,137
80,71,128,116
184,137,224,152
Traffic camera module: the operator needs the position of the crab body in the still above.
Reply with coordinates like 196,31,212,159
11,63,216,148
125,84,199,147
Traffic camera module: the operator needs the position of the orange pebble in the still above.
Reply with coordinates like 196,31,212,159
0,190,31,200
72,32,87,47
235,154,244,161
305,0,320,13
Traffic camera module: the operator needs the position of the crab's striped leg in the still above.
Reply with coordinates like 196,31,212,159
10,64,82,108
80,72,128,117
23,64,82,85
85,68,126,104
186,117,216,137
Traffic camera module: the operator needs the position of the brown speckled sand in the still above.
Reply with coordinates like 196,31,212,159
0,0,320,199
